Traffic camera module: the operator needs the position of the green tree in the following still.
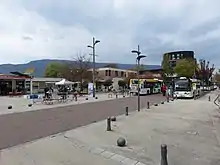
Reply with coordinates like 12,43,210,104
103,79,113,87
118,80,127,88
161,53,173,76
44,62,65,77
174,59,196,78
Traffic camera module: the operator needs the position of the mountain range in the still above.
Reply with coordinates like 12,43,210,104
0,59,161,77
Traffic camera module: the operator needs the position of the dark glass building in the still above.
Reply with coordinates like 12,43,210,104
164,51,195,68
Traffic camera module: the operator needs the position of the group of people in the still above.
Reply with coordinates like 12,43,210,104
161,84,174,97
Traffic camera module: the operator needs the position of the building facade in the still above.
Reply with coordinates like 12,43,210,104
164,51,195,69
139,69,163,79
88,67,137,80
0,74,29,95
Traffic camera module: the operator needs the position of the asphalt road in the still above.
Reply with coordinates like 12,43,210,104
0,94,165,150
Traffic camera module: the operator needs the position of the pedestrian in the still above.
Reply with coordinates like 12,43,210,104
44,86,49,99
161,84,167,96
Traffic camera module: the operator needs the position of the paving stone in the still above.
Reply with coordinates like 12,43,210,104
121,158,138,165
110,154,127,162
100,150,115,158
136,161,146,165
89,148,105,155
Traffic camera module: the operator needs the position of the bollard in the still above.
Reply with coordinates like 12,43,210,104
193,93,196,100
123,95,125,98
208,96,211,101
161,144,168,165
125,107,129,116
75,96,77,101
111,116,116,121
8,105,12,109
117,137,126,147
116,94,118,98
107,117,112,131
147,101,150,109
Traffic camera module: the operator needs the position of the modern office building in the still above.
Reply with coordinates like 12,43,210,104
163,50,195,69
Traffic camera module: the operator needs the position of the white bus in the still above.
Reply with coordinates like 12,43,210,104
174,77,201,98
129,78,163,95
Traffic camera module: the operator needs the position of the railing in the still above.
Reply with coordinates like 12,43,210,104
214,94,220,109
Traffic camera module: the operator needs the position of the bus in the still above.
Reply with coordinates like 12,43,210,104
129,78,163,95
173,77,201,98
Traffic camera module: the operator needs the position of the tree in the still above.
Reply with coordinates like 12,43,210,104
44,62,66,77
196,59,215,85
174,59,196,78
71,53,93,90
103,79,113,87
161,53,173,77
118,80,127,88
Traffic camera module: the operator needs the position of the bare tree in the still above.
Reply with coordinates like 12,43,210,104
71,52,93,90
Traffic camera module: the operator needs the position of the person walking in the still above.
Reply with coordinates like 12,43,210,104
161,84,167,96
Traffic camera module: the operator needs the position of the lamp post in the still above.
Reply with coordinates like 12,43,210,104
87,37,100,98
131,45,146,112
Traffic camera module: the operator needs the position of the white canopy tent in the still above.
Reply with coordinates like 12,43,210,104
55,79,75,85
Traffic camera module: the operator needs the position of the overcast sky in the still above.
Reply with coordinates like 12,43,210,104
0,0,220,67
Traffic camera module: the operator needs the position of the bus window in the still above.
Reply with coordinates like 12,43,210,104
132,80,138,84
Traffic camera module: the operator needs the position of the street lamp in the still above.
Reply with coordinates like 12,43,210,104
87,37,100,98
131,45,146,112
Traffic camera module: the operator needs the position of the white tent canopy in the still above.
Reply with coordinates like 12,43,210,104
55,79,75,85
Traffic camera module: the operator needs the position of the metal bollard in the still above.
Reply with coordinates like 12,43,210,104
193,92,196,100
125,107,128,116
161,144,168,165
147,101,150,109
107,117,112,131
208,96,211,101
116,94,118,98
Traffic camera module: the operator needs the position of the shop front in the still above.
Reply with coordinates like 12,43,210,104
0,74,29,96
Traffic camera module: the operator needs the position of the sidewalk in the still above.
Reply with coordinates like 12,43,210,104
1,91,220,165
0,93,129,115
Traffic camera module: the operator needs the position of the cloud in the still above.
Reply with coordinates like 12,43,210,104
0,0,220,68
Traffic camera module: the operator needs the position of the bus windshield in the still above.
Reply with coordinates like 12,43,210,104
132,80,139,85
174,80,191,91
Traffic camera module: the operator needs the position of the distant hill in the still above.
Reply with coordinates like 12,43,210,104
0,59,161,77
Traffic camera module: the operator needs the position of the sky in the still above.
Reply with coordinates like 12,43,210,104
0,0,220,68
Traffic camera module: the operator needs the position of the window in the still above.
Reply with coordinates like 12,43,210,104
121,71,124,77
177,54,180,59
115,71,118,77
105,70,108,76
172,54,175,60
109,70,111,76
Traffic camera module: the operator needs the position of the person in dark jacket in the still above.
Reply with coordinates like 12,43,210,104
44,86,49,99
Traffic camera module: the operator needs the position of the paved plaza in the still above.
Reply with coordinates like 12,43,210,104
0,93,129,115
1,91,220,165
